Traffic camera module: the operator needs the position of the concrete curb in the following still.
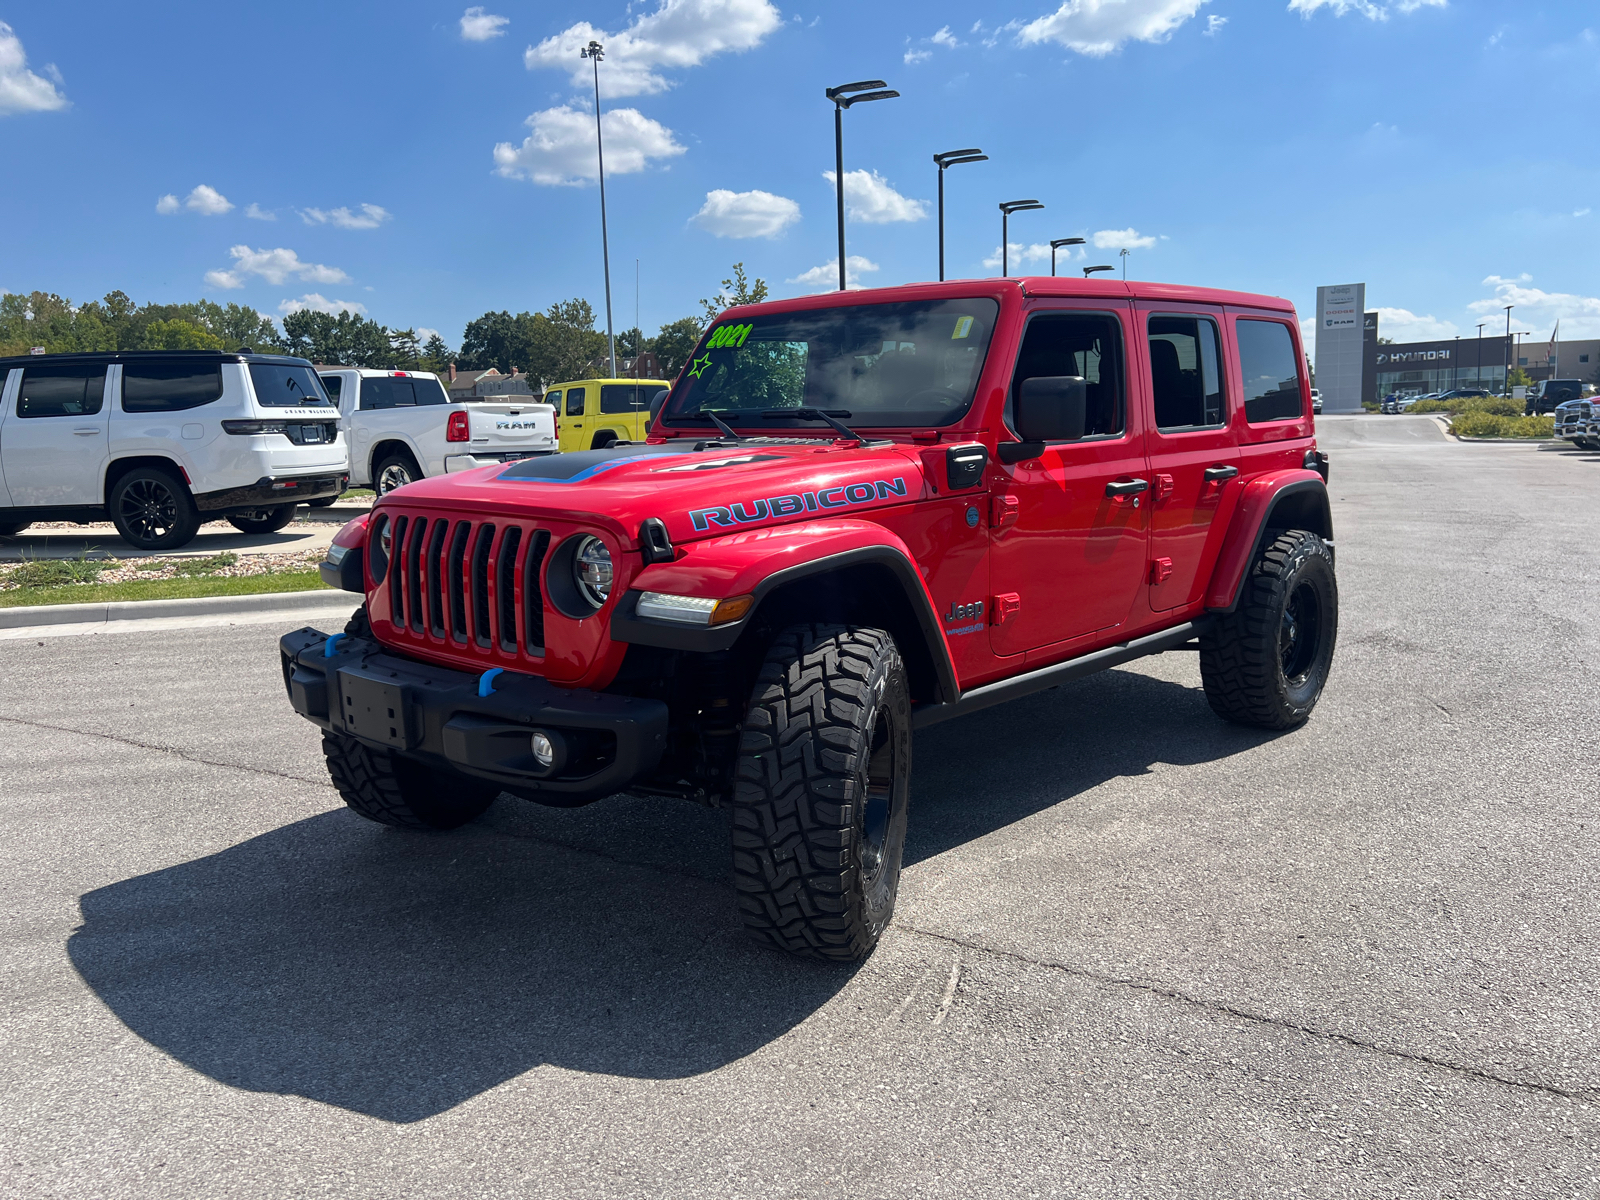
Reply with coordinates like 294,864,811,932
0,587,354,630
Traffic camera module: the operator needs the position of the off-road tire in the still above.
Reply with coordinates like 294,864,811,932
321,732,497,831
109,466,201,551
1201,529,1338,730
0,520,29,537
227,505,297,535
731,624,912,962
374,451,421,496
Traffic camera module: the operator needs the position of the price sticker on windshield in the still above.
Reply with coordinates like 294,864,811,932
951,315,974,340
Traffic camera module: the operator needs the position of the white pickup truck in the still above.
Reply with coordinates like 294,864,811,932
317,368,557,496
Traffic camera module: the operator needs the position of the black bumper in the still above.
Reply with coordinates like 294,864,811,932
197,473,347,512
279,628,668,804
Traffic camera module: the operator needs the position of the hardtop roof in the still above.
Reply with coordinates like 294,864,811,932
0,348,315,368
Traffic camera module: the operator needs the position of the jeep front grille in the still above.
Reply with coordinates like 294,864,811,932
383,513,550,658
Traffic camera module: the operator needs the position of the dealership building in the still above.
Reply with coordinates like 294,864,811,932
1364,318,1600,403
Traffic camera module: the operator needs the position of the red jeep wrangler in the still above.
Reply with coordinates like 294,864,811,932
282,278,1336,961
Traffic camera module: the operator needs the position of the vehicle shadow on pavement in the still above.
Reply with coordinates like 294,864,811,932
66,666,1273,1124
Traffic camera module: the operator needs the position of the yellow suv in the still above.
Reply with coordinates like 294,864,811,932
544,378,671,453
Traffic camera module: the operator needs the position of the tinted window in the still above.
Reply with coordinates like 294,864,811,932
600,384,651,414
1149,315,1224,431
544,390,562,411
249,363,331,408
566,387,586,417
360,377,414,410
320,375,343,405
18,363,107,418
1009,312,1125,439
412,376,449,405
1237,320,1303,423
122,360,224,413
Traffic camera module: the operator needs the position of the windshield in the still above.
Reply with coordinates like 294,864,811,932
662,298,999,428
249,363,332,407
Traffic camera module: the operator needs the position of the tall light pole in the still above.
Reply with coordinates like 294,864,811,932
1503,304,1514,395
827,80,900,291
998,200,1044,277
1050,237,1084,276
1453,334,1459,390
1083,265,1114,278
1119,247,1130,279
934,148,986,281
582,40,617,378
1476,322,1486,387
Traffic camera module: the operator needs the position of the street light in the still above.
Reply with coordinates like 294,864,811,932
998,199,1044,277
1503,304,1513,395
1453,335,1459,390
827,80,900,292
1476,322,1486,387
1049,237,1084,277
581,40,617,378
934,148,986,282
1119,248,1130,279
1083,265,1114,277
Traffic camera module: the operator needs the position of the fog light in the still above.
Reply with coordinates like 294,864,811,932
530,730,556,767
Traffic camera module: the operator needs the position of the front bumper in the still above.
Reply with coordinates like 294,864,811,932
279,627,668,803
197,473,347,512
445,450,556,473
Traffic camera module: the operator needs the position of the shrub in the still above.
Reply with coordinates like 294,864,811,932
1450,412,1554,439
1409,395,1522,416
174,552,239,577
1407,399,1451,413
6,556,105,588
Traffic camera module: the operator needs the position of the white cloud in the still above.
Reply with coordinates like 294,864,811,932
524,0,782,98
1018,0,1209,57
821,170,928,224
0,22,68,115
982,242,1077,269
278,294,368,317
245,202,275,221
1575,207,1591,218
299,203,391,230
460,6,509,41
156,194,180,215
494,104,685,186
692,189,800,238
905,48,933,64
1204,14,1228,33
931,25,960,47
205,245,350,288
1469,275,1600,340
184,184,233,216
788,256,880,292
1288,0,1446,19
1373,306,1458,342
907,24,960,61
415,327,442,344
1092,227,1157,249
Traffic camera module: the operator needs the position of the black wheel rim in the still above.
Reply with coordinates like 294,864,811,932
1280,581,1322,683
859,704,896,888
377,464,412,494
118,479,179,542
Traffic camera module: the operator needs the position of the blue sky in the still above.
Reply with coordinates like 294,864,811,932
2,0,1597,354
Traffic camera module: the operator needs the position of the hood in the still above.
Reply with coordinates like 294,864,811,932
378,438,931,546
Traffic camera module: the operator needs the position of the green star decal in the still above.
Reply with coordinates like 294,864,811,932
688,353,712,379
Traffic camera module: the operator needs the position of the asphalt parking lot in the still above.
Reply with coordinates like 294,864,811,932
2,415,1597,1198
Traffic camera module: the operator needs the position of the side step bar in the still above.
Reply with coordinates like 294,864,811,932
911,619,1213,730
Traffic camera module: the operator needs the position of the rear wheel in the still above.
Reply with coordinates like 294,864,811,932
0,520,30,537
227,505,297,534
374,451,420,496
307,493,342,508
731,624,912,961
322,732,498,831
109,467,201,551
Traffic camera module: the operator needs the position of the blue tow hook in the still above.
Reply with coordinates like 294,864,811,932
323,633,348,658
478,668,505,698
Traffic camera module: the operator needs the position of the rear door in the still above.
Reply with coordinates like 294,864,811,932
1,360,111,507
1136,303,1240,611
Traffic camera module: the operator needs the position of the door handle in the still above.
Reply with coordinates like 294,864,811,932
73,427,101,436
1203,465,1239,482
1104,478,1149,497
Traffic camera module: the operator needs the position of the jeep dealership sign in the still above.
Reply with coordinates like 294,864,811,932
1315,283,1365,414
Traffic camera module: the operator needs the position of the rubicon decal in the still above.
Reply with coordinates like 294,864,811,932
689,477,909,532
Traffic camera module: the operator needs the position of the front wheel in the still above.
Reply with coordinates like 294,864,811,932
227,505,297,535
1201,529,1338,730
109,467,201,551
321,732,498,830
731,624,912,962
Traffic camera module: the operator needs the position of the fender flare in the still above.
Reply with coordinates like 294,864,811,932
1203,470,1333,613
369,437,423,483
610,522,959,704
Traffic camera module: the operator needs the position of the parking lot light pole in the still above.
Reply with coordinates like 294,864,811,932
1120,248,1130,279
1503,305,1514,395
1476,322,1486,387
1049,237,1084,277
1083,264,1114,278
1453,335,1459,389
827,80,900,291
998,200,1044,277
934,149,987,281
582,40,617,378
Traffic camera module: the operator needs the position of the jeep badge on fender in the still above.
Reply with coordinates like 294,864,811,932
282,277,1336,963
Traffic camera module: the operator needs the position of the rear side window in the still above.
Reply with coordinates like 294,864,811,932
18,363,108,418
411,376,449,405
359,377,412,409
1148,315,1224,431
1009,312,1125,438
600,384,651,414
122,359,224,413
249,363,331,407
566,387,586,417
1236,320,1303,423
320,375,343,405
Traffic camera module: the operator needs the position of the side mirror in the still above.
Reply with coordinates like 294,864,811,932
648,388,670,425
1000,375,1086,463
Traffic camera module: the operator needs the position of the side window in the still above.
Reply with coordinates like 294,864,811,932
600,384,648,414
320,375,343,407
411,377,449,405
1237,320,1304,423
544,390,562,411
566,387,586,417
1148,315,1224,431
122,360,224,413
359,377,415,410
1009,312,1124,438
17,364,107,418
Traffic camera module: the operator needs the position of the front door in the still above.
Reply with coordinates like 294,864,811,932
1,361,111,508
1136,304,1241,611
989,306,1152,659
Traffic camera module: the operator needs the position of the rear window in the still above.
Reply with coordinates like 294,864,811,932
1236,320,1303,423
123,359,224,413
600,384,653,414
17,363,108,418
249,363,331,408
359,376,448,410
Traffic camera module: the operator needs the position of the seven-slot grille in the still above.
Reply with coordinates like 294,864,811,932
383,512,551,658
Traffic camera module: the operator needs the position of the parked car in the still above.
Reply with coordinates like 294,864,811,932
1310,388,1322,414
0,349,346,549
284,277,1337,961
1438,388,1492,401
545,376,672,453
317,368,556,498
1554,399,1597,449
1394,392,1438,413
1526,378,1584,416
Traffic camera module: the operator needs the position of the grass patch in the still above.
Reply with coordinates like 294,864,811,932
6,557,106,588
0,570,330,609
1450,412,1554,439
173,551,239,577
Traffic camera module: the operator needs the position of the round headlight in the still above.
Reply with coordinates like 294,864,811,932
380,518,392,557
573,536,613,607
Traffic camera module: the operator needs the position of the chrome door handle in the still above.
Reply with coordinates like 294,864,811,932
1104,478,1149,497
73,427,101,436
1203,465,1239,481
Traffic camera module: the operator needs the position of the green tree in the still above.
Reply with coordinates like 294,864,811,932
699,262,769,326
652,316,704,377
390,328,422,371
421,333,453,374
1507,366,1533,390
142,318,225,350
282,309,395,367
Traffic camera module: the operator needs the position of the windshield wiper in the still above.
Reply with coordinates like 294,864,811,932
678,411,745,442
761,407,858,441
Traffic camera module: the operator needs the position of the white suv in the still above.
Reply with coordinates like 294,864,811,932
0,350,348,551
